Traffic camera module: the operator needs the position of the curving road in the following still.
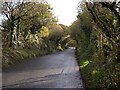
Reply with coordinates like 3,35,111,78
2,48,84,88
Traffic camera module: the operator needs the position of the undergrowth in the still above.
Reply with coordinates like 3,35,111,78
76,47,120,89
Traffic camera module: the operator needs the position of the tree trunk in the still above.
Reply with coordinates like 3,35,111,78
9,17,14,47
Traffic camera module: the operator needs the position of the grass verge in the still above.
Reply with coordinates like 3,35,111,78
2,48,59,68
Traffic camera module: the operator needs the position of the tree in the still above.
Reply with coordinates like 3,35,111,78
1,1,57,48
1,1,29,47
76,1,120,88
85,2,120,62
49,24,64,47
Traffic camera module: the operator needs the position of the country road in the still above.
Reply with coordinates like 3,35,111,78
2,48,84,88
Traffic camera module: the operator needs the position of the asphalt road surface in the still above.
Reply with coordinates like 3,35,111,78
2,48,84,88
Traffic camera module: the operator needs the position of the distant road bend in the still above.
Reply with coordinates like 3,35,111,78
3,48,84,88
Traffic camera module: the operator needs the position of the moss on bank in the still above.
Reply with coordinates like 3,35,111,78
2,48,60,68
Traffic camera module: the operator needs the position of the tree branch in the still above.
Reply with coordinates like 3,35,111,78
100,2,120,22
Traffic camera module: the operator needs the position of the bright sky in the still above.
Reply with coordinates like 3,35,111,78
0,0,80,26
48,0,80,26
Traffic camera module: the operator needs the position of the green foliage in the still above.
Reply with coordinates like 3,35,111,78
2,1,69,68
72,1,120,89
39,26,49,38
2,1,57,48
49,25,63,42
